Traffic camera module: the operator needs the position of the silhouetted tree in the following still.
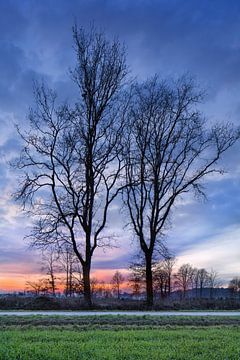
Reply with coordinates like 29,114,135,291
59,244,83,296
192,267,200,297
228,277,240,298
123,76,239,306
111,271,125,299
14,25,128,306
162,256,176,296
208,269,222,299
153,264,168,298
41,247,60,296
128,262,145,297
192,268,209,298
174,264,194,298
25,278,50,295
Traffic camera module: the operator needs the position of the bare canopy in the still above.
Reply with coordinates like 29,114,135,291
123,76,239,306
14,25,128,306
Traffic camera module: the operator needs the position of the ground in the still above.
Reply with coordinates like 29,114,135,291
0,315,240,359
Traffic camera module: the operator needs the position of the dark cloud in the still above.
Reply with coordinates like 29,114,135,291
0,0,240,286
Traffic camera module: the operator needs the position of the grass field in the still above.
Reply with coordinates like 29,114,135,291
0,315,240,359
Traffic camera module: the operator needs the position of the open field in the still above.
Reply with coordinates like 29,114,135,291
1,315,240,359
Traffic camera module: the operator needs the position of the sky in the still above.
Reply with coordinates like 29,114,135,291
1,0,240,291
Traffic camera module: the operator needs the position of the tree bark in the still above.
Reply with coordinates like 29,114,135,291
83,264,92,307
145,254,153,307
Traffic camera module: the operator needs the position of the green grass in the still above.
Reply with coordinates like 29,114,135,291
1,316,240,359
1,315,240,329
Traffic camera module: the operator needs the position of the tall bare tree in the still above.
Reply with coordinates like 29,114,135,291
14,26,128,306
123,76,239,306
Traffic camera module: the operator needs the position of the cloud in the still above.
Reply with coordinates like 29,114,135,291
0,0,240,289
177,224,240,282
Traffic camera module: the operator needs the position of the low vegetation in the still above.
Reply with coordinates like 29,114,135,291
0,316,240,359
1,295,240,311
1,315,240,329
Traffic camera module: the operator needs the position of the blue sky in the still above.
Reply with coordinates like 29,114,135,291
1,0,240,289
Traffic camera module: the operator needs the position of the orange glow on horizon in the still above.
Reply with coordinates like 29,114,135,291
0,268,130,293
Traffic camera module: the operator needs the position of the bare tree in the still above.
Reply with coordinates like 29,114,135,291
128,263,144,297
14,26,128,306
192,268,209,298
93,280,105,298
208,269,222,299
228,277,240,299
162,256,176,296
174,263,194,298
41,247,60,296
153,263,168,298
58,244,83,297
198,268,209,298
25,278,50,296
90,277,99,297
192,267,200,297
111,270,125,299
123,76,239,306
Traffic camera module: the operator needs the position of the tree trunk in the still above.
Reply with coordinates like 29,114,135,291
145,254,153,307
168,275,171,296
210,287,213,299
83,264,92,307
51,273,56,297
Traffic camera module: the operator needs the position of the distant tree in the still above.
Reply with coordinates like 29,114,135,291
174,264,194,298
90,277,99,297
228,277,240,298
128,274,142,298
192,268,200,297
111,271,125,299
123,76,239,306
25,278,50,296
208,269,222,299
128,261,145,297
14,25,128,307
162,256,176,296
94,280,107,298
153,263,168,298
197,268,209,298
41,247,60,296
59,245,83,297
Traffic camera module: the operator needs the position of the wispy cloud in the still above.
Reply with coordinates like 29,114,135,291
0,0,240,289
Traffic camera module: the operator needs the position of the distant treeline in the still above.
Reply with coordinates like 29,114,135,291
21,247,240,303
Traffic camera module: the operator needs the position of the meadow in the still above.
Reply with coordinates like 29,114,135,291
0,315,240,359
